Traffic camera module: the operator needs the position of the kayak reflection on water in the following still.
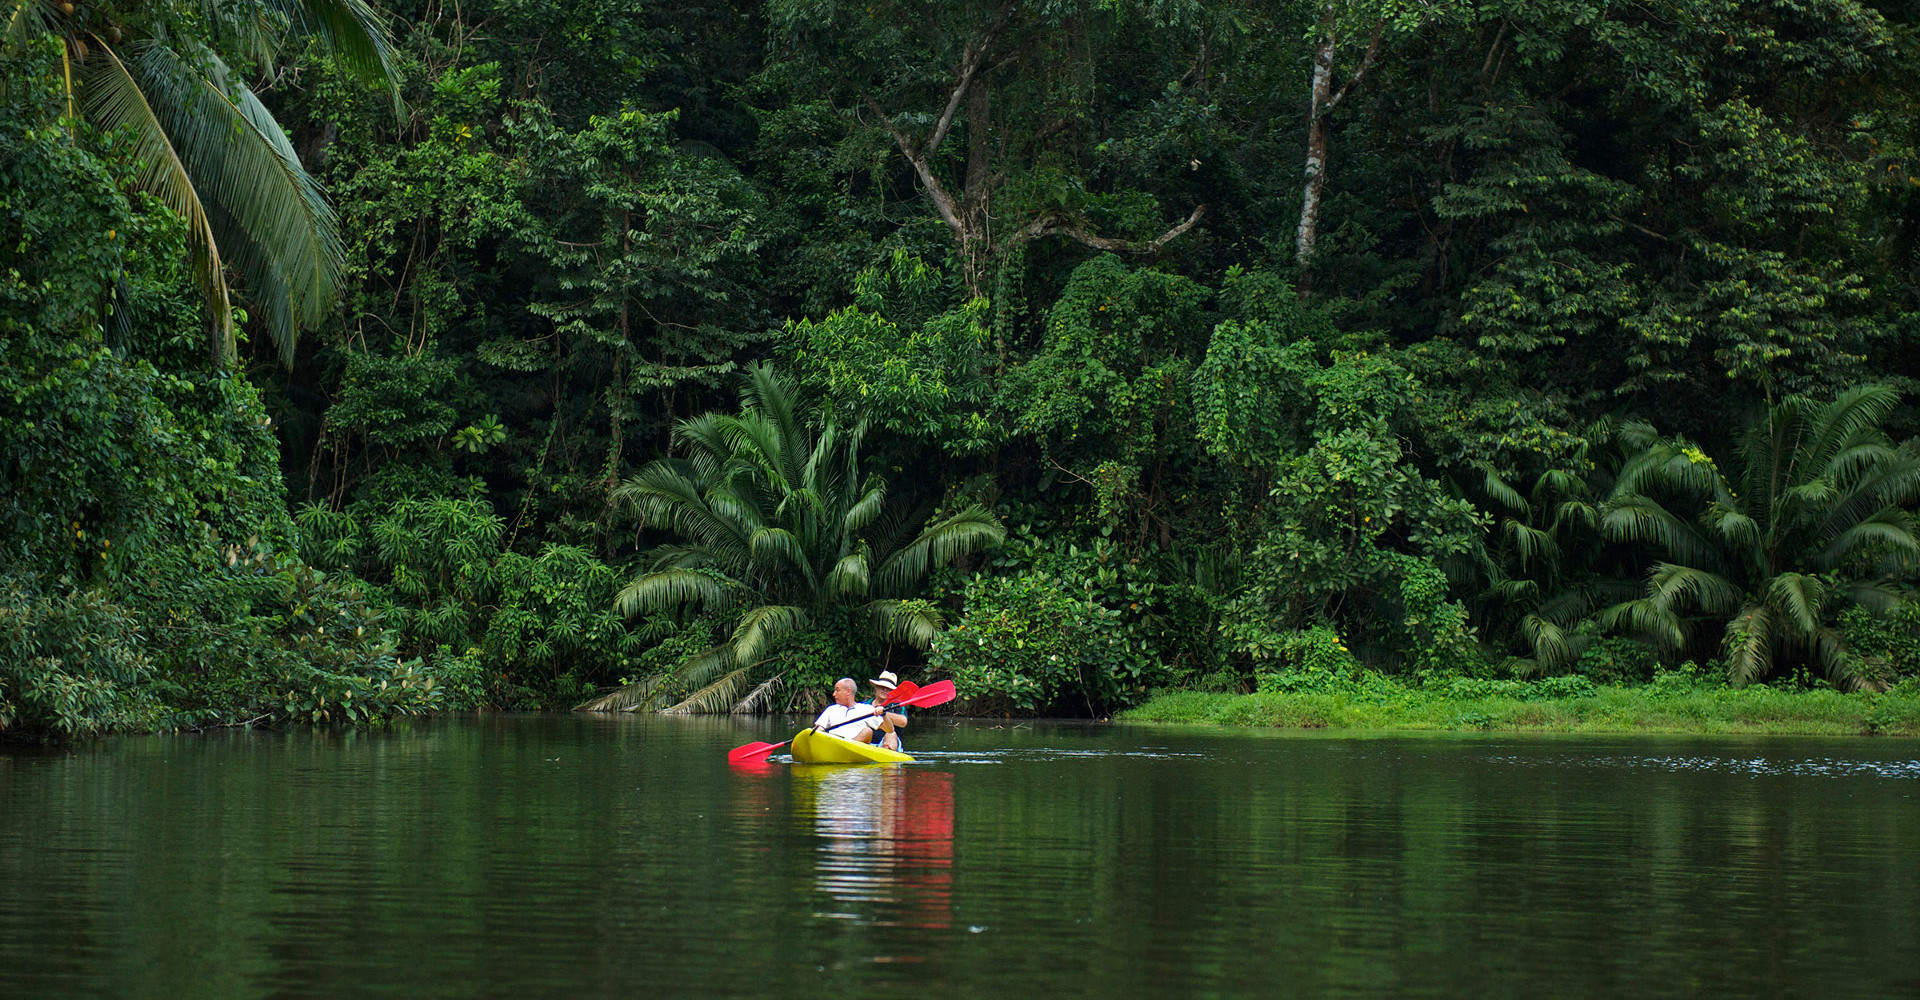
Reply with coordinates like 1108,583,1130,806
790,765,953,929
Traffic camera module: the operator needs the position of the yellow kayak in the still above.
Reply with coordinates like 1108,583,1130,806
790,729,913,764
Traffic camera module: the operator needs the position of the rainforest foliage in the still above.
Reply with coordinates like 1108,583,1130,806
7,0,1920,738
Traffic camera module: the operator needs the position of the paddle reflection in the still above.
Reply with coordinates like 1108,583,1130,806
791,765,953,928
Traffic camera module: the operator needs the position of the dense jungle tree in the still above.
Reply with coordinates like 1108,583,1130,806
289,56,764,540
579,365,1005,713
764,0,1214,297
1311,0,1912,403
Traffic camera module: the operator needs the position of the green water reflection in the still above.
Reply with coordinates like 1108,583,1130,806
3,717,1917,998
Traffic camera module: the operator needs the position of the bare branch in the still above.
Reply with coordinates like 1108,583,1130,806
1480,20,1509,78
1320,19,1385,119
925,0,1015,156
867,96,966,240
1014,204,1207,254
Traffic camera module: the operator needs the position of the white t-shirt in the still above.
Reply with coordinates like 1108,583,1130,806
813,702,880,737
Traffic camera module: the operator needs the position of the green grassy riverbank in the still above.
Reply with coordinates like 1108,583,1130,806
1119,672,1920,737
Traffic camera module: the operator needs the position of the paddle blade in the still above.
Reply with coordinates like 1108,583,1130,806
727,740,786,764
897,680,956,708
881,680,919,706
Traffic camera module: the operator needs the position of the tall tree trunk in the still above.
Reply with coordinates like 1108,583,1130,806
1293,10,1384,298
1295,6,1338,295
960,77,996,296
607,211,630,498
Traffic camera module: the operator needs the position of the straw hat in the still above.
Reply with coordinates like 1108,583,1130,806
870,670,899,690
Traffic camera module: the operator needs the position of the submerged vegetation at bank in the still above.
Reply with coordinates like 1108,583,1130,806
9,0,1920,739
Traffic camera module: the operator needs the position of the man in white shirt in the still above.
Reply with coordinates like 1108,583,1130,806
812,677,882,740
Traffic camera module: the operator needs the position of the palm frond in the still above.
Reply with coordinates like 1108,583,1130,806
731,673,786,714
1479,463,1528,515
1824,441,1899,485
1502,655,1546,677
739,362,802,439
867,599,944,649
84,40,233,360
863,495,935,557
1486,578,1540,603
1780,478,1838,523
1551,500,1599,534
1596,597,1685,649
1764,572,1827,640
669,642,739,690
660,665,754,714
263,0,402,102
1533,468,1585,503
1809,448,1920,554
613,568,737,618
725,603,807,667
1519,613,1579,674
1502,519,1556,573
1737,400,1792,519
1647,562,1743,615
801,419,841,499
1841,580,1907,616
122,40,341,365
6,0,50,45
617,461,754,566
823,549,870,601
1601,495,1725,571
673,413,736,466
645,543,726,570
1796,384,1900,481
726,411,795,494
844,478,886,536
1722,602,1772,686
1812,627,1872,692
1538,584,1603,622
703,485,770,542
1615,419,1662,453
1814,507,1920,573
748,527,816,590
1705,505,1760,550
873,504,1005,595
1614,439,1723,499
774,486,828,527
572,672,668,713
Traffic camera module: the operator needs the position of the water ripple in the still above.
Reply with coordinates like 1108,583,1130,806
1489,753,1920,779
914,747,1206,764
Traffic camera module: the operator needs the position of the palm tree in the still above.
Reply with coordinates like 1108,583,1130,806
5,0,399,364
1471,462,1609,675
575,364,1005,714
1598,385,1920,688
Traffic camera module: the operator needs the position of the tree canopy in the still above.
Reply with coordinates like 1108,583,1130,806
8,0,1920,736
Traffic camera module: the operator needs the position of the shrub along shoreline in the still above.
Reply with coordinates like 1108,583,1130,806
1119,671,1920,737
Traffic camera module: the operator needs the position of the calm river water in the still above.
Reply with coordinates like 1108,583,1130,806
3,716,1918,998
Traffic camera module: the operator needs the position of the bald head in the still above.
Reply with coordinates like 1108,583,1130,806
833,677,857,706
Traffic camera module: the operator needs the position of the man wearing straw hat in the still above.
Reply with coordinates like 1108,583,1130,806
864,670,909,752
